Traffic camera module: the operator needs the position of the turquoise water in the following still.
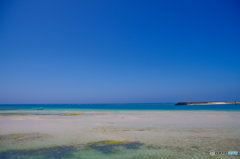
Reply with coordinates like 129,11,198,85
0,103,239,111
1,104,240,159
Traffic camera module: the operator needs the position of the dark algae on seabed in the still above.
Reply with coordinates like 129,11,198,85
1,141,239,159
0,145,77,159
0,140,144,159
87,140,144,154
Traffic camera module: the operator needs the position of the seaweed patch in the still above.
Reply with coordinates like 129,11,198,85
0,113,27,116
87,140,144,154
62,113,83,116
0,133,50,142
0,145,77,159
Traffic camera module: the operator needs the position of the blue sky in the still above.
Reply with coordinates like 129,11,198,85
0,0,240,104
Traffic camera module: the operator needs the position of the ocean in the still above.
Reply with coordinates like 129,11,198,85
0,103,240,111
1,104,240,159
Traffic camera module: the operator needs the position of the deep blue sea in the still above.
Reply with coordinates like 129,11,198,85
0,103,239,111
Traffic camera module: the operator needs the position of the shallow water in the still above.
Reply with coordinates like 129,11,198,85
0,110,240,159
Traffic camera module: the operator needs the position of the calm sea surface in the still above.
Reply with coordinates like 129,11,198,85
0,103,239,111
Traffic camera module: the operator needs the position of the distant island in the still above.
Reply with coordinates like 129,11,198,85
175,101,240,105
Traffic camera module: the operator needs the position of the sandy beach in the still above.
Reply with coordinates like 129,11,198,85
0,111,240,159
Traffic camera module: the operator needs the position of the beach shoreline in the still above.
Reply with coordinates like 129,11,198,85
0,110,240,158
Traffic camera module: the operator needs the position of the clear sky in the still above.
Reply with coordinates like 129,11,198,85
0,0,240,104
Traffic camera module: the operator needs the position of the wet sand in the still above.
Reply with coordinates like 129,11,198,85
0,111,240,159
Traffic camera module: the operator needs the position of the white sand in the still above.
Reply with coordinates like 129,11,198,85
0,111,240,152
